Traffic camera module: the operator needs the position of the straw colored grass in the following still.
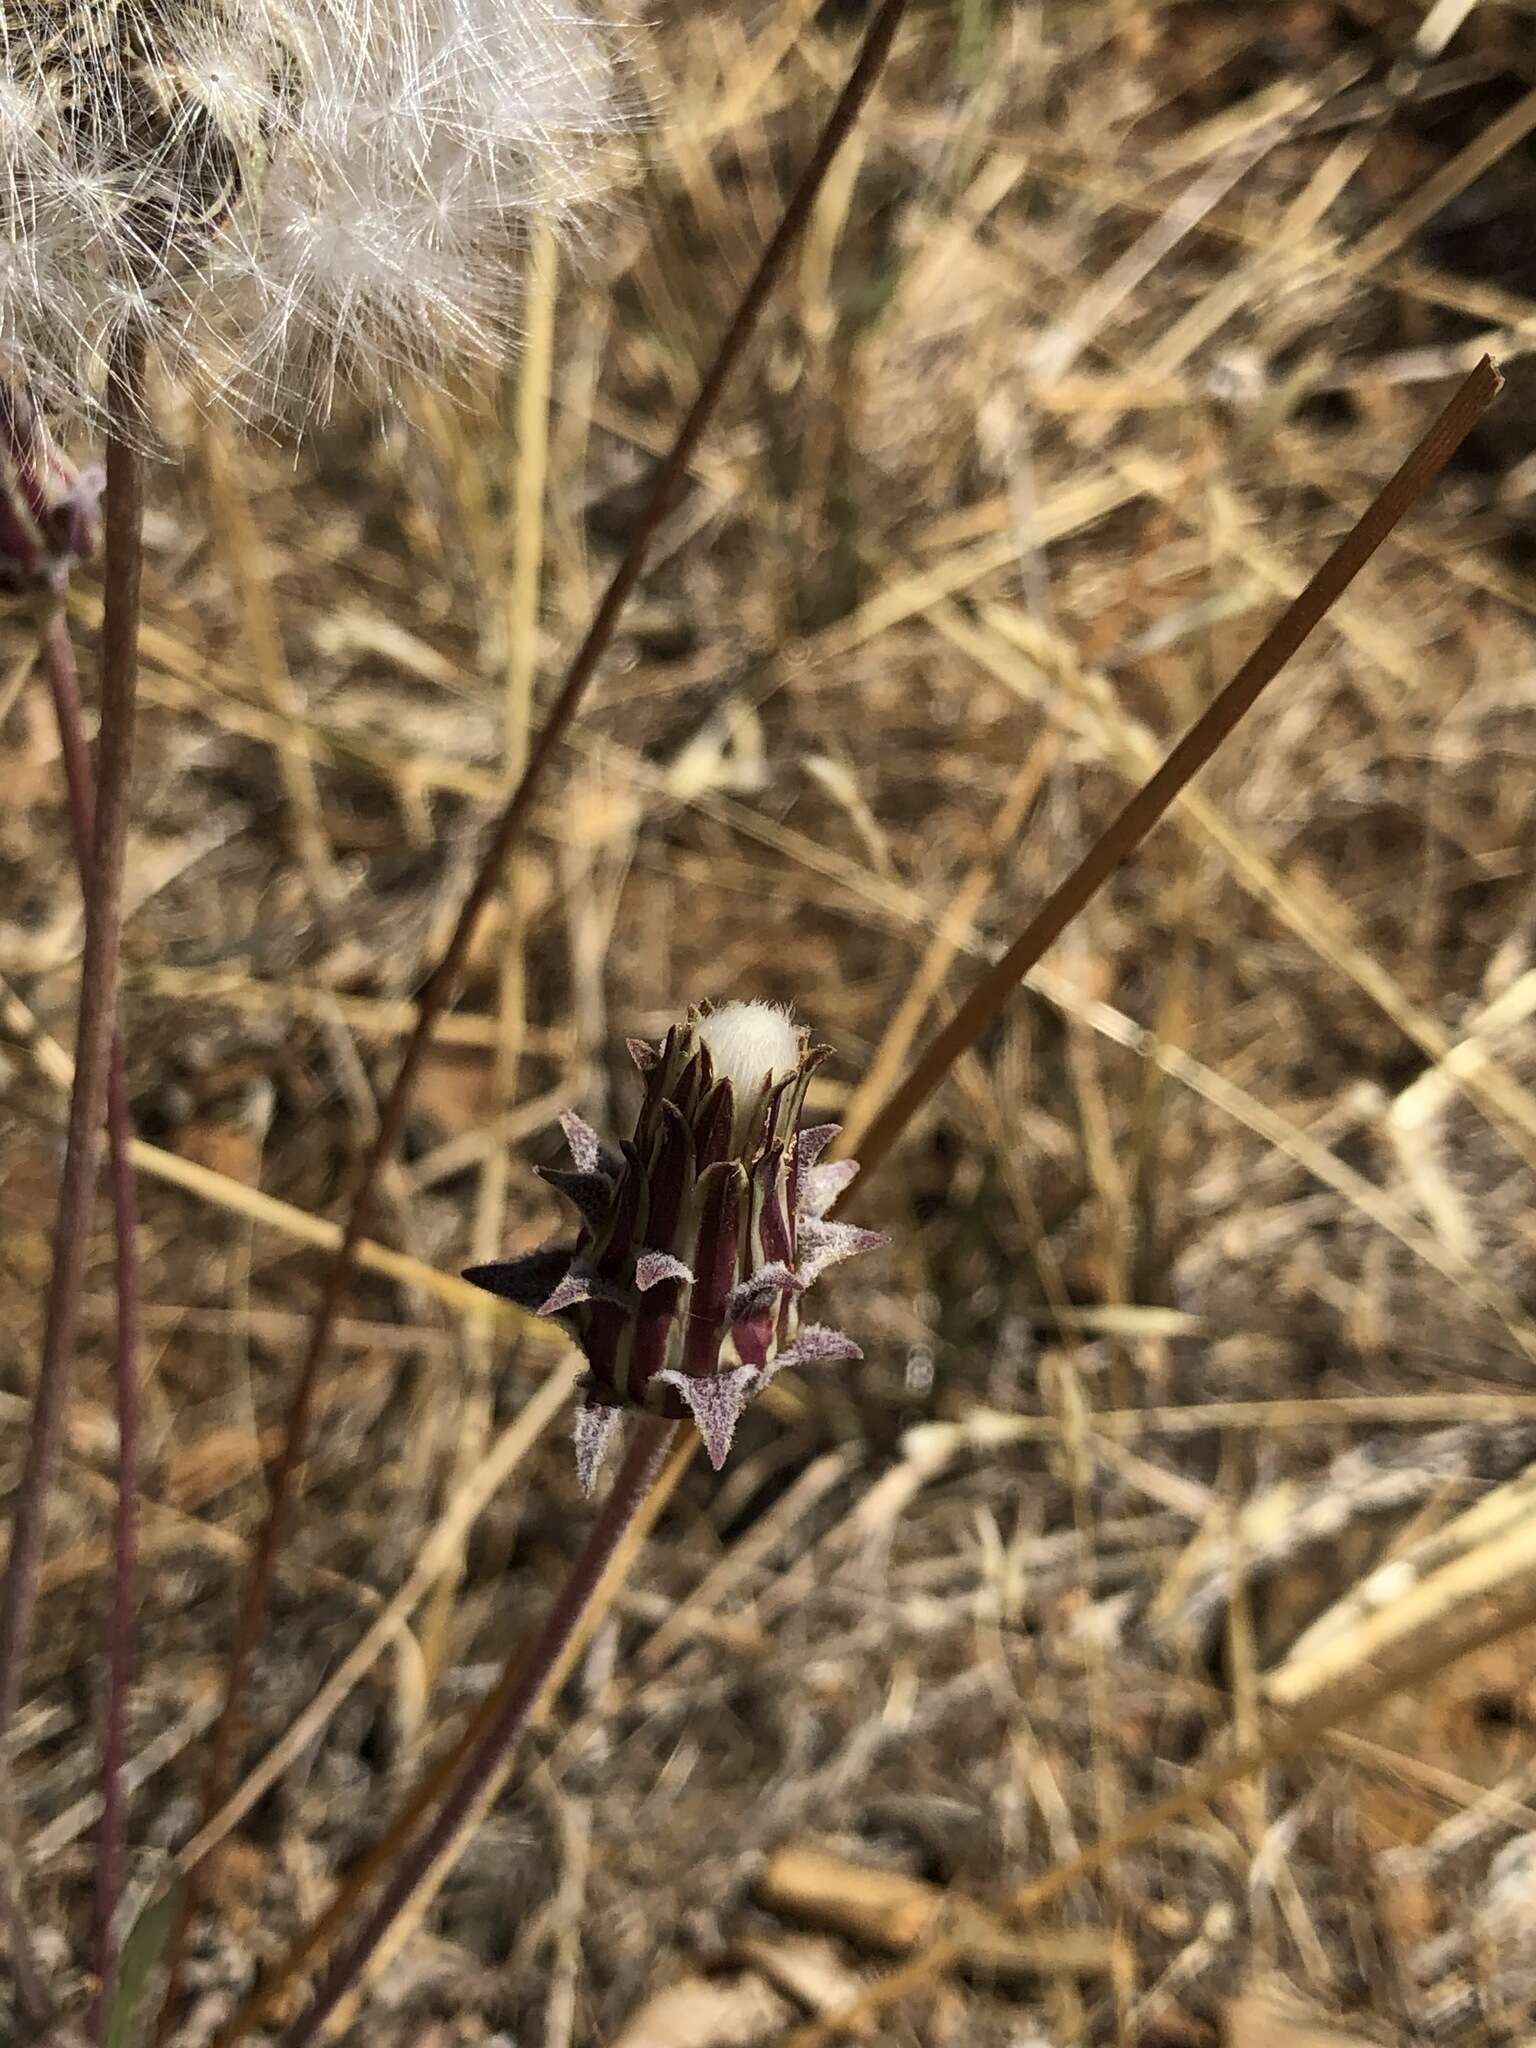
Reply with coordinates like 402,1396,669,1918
6,3,1536,2042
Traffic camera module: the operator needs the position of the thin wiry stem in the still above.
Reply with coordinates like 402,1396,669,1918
161,0,913,2025
0,332,147,1755
37,613,144,2043
845,356,1506,1185
267,1421,675,2048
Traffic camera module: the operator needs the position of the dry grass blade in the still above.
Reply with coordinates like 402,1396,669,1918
779,1544,1536,2047
849,356,1504,1184
199,421,338,910
428,218,560,1695
0,973,561,1340
1267,1461,1536,1715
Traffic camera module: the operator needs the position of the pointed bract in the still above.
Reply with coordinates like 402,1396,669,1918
635,1250,695,1292
538,1269,595,1317
796,1218,887,1287
726,1263,801,1325
574,1403,621,1497
802,1158,860,1220
796,1124,840,1174
626,1036,660,1072
664,1367,758,1470
463,1249,575,1310
758,1324,862,1388
559,1110,607,1175
536,1165,615,1232
777,1324,863,1367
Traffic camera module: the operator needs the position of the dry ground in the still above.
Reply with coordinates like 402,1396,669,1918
5,1,1536,2042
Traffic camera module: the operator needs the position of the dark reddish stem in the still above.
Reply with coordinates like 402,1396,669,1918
161,0,912,2026
847,357,1506,1182
0,335,146,1756
275,1418,677,2048
38,612,143,2042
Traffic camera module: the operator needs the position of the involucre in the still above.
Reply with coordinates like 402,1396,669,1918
465,1003,886,1490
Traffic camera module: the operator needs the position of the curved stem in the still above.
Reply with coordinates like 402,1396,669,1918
38,613,144,2042
161,0,912,2026
276,1418,676,2048
0,334,146,1755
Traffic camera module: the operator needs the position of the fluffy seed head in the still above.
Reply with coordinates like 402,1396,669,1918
0,0,621,428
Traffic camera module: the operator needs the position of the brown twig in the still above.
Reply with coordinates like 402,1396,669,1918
846,355,1505,1183
37,613,144,2042
0,331,147,1754
161,0,914,2027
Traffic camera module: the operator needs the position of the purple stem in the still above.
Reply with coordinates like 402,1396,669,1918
0,333,145,1783
38,613,143,2040
276,1417,678,2048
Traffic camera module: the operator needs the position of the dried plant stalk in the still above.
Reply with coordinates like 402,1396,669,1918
0,331,147,1752
37,614,144,2042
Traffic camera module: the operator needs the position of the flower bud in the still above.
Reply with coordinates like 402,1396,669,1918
466,1003,885,1491
0,390,102,598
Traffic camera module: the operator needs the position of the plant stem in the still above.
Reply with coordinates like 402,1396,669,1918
276,1418,676,2048
207,1423,689,2048
0,333,146,1755
38,613,144,2042
161,0,912,2024
846,355,1505,1183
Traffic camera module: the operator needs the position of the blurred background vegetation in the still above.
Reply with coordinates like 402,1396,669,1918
7,1,1536,2040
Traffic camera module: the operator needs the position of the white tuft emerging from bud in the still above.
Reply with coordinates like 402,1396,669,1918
698,1001,803,1101
0,0,624,429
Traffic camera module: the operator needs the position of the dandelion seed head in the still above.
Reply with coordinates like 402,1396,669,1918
1,0,621,429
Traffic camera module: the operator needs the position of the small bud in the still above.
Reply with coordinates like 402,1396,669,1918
466,1002,887,1484
0,391,102,601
